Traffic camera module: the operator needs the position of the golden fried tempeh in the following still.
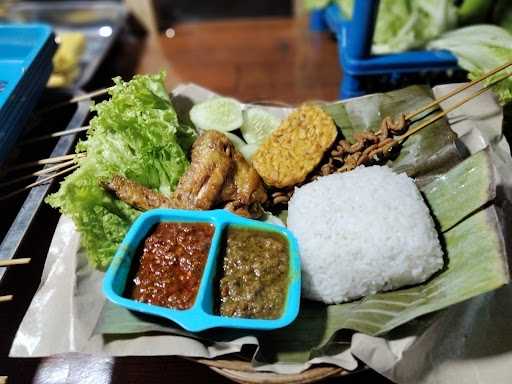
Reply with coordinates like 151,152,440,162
252,104,337,188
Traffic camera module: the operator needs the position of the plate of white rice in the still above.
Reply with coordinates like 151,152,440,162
288,165,444,304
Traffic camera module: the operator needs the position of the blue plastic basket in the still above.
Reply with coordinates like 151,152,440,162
312,0,459,99
0,23,56,164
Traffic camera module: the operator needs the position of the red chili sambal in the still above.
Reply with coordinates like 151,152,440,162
131,222,214,310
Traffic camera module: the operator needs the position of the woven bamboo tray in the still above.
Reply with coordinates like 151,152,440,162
193,358,348,383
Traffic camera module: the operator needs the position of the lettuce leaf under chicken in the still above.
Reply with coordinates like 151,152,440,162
47,72,195,269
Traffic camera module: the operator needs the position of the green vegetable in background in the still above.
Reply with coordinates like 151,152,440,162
306,0,458,54
343,0,458,53
303,0,330,11
428,25,512,104
47,72,195,269
495,0,512,33
457,0,494,25
305,0,512,104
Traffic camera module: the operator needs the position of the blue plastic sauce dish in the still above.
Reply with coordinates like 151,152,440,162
102,208,301,332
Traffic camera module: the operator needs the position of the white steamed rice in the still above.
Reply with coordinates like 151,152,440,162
287,165,444,304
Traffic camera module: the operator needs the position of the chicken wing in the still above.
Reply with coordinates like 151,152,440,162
172,130,233,210
102,131,268,218
218,150,267,215
102,175,172,211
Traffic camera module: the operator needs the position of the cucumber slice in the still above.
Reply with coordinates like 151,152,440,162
223,132,246,152
240,107,281,144
239,144,260,161
223,132,259,161
189,97,243,132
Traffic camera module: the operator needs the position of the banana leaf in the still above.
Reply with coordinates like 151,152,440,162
421,149,496,232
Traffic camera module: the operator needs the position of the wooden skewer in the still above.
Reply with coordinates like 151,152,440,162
0,295,13,302
399,72,511,143
0,258,31,267
0,164,79,201
405,60,512,121
36,87,111,114
20,125,90,145
0,160,76,188
4,153,85,173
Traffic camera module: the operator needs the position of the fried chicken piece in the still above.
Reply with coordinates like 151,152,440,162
172,130,233,210
172,131,267,216
218,150,267,210
102,131,268,218
103,175,172,211
223,201,264,219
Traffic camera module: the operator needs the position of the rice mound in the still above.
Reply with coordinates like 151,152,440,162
287,165,444,304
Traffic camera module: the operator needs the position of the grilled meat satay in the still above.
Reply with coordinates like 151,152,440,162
103,175,173,211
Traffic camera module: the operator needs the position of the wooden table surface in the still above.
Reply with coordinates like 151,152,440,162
1,17,392,384
136,17,341,103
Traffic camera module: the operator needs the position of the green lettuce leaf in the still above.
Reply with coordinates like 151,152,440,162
47,162,140,269
333,0,457,54
303,0,331,11
47,72,195,269
428,24,512,104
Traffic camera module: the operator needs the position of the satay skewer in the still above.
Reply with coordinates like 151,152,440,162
36,87,111,114
4,153,85,173
0,258,31,267
20,125,90,145
269,67,512,208
0,160,76,188
399,71,511,143
405,60,512,121
0,295,13,303
0,164,79,201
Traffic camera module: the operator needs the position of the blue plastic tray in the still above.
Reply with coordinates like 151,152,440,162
103,209,301,332
0,23,56,163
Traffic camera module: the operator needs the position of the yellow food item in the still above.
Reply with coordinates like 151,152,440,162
252,104,337,188
48,32,86,87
